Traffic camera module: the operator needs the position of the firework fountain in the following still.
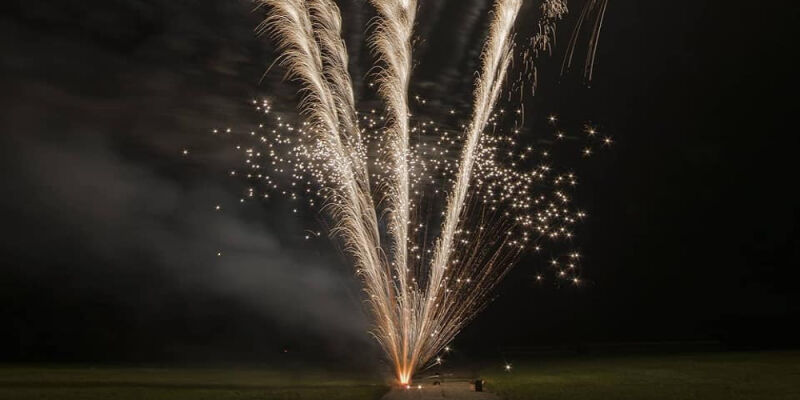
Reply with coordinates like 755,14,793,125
247,0,609,384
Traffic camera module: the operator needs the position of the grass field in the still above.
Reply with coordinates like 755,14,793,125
0,366,388,400
483,351,800,400
2,351,798,399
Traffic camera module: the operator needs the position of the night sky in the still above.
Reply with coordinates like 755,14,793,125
1,0,798,369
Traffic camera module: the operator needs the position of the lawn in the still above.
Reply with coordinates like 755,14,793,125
0,366,388,400
3,352,798,400
483,351,800,400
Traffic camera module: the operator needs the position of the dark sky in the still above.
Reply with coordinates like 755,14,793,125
1,0,798,369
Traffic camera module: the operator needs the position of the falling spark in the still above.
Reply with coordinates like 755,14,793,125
532,0,568,57
562,0,609,81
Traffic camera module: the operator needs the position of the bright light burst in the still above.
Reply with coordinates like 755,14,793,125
225,0,611,385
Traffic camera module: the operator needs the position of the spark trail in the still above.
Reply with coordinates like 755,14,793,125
367,0,417,381
421,0,522,377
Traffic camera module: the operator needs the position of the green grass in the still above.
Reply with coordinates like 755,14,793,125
483,351,800,400
4,352,798,399
0,366,389,400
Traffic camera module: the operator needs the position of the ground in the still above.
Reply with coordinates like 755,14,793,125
382,381,498,400
0,366,388,400
483,351,800,400
1,351,798,400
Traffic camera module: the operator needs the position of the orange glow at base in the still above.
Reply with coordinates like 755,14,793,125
398,369,412,386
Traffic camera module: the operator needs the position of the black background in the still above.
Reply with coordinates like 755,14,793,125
1,0,798,370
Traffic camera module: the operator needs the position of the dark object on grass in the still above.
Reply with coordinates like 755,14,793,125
475,379,483,392
432,371,441,385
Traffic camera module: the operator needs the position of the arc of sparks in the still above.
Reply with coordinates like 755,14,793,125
256,0,399,362
419,0,523,372
366,0,418,383
562,0,609,81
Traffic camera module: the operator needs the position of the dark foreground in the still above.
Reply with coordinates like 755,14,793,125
484,351,800,400
382,381,498,400
1,351,798,400
0,367,388,400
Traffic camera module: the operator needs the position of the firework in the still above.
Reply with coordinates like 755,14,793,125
419,0,522,380
367,0,417,380
246,0,610,384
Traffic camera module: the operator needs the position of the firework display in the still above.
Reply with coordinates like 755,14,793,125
233,0,610,384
